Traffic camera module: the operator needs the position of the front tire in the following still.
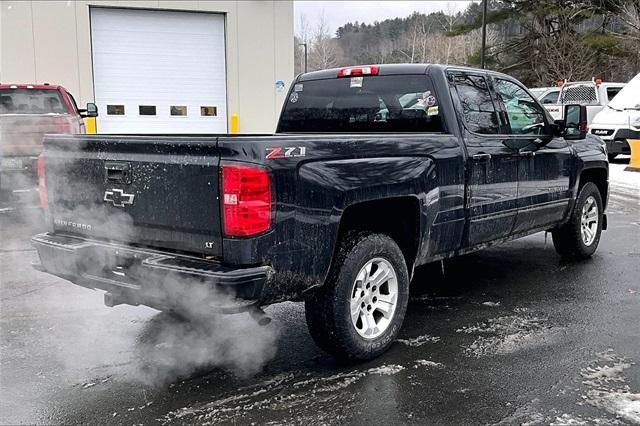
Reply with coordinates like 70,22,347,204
304,233,409,361
552,182,603,260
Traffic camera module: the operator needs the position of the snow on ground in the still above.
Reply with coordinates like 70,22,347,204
413,359,443,369
497,350,640,425
396,334,441,347
580,350,640,424
161,364,408,424
609,159,640,200
456,308,561,358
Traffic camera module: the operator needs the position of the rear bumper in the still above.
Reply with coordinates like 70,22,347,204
31,233,272,313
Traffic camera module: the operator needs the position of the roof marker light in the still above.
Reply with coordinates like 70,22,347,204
337,66,379,78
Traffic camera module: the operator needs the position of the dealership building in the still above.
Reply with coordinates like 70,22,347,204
0,1,294,133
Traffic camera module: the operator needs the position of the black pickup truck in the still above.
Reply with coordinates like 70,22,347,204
33,64,608,360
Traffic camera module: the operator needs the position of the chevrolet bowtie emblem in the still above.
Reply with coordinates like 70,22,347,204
104,189,135,207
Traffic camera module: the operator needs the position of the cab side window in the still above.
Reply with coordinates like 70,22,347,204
452,74,500,134
493,79,546,135
540,90,560,104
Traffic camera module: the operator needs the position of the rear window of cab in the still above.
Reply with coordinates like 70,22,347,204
277,74,445,133
0,89,68,115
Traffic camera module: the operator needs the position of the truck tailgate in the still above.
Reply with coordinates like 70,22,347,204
43,135,223,257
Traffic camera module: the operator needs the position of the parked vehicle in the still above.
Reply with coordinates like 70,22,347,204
32,64,608,360
0,84,97,210
530,86,561,104
590,74,640,161
544,79,625,123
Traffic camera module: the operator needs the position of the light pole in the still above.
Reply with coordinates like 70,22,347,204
298,42,308,73
480,0,488,69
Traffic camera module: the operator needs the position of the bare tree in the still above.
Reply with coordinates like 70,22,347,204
308,12,341,71
294,14,311,74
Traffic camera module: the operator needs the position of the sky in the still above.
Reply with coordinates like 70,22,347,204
294,1,477,36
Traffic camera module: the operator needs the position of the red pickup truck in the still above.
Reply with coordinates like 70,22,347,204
0,84,97,210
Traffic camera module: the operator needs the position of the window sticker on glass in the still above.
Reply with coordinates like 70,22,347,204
200,106,217,116
350,77,363,88
139,105,156,116
427,106,439,116
107,105,125,115
294,83,304,92
289,92,299,103
171,106,187,116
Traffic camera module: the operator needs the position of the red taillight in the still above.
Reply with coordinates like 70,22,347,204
337,65,379,78
51,116,80,133
222,164,271,237
37,154,48,209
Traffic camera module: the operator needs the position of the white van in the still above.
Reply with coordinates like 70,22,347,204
590,74,640,161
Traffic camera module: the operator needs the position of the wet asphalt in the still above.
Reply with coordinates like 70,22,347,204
1,164,638,425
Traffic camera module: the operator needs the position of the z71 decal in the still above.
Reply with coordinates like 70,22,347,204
265,147,307,159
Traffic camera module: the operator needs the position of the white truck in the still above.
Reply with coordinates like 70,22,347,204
544,79,625,124
589,73,640,161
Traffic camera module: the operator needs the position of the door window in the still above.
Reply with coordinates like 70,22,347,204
606,87,622,101
107,105,125,115
451,74,500,134
139,105,156,116
170,106,187,116
494,79,546,135
540,90,560,104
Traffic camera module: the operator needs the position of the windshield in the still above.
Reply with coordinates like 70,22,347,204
277,74,445,133
608,74,640,110
529,88,546,98
0,89,68,115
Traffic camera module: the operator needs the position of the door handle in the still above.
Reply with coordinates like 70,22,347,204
472,153,492,161
520,151,536,157
105,162,132,184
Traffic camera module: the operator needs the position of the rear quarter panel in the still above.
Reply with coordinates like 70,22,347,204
218,133,465,303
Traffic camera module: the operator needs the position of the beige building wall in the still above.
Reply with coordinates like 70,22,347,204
0,0,294,133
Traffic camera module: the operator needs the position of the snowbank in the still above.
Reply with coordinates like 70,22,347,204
609,159,640,200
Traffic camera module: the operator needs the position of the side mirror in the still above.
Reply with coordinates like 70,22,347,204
562,104,587,140
79,103,98,118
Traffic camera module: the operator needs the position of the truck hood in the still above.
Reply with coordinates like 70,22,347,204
591,106,638,127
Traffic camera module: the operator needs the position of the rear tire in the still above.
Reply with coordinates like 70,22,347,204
552,182,603,260
304,233,409,361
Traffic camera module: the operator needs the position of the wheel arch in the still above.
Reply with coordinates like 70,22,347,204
579,166,608,209
332,196,422,276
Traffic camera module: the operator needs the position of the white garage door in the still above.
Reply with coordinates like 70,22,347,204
90,8,227,134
